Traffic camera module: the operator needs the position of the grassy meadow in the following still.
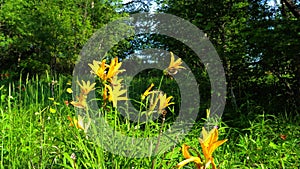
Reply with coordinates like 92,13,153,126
0,71,299,169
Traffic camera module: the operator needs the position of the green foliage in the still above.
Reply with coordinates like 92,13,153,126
155,0,300,114
0,0,125,76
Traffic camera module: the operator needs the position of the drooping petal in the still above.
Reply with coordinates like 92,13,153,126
176,157,202,169
208,139,228,156
67,116,84,130
70,93,87,109
182,144,192,159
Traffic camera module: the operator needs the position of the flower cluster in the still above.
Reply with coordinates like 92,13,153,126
88,57,125,83
177,127,228,169
67,57,127,133
141,83,174,115
90,57,127,108
67,52,186,135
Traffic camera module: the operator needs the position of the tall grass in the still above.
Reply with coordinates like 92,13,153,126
0,75,299,168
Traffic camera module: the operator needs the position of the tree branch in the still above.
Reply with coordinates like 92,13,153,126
282,0,300,18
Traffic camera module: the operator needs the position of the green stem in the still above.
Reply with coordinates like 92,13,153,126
151,111,166,169
157,75,165,91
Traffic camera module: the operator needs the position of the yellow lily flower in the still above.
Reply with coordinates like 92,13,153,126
104,77,127,107
70,93,87,109
88,60,109,80
88,58,125,82
158,93,174,112
67,115,91,133
77,80,96,95
88,60,101,75
177,127,227,169
199,127,228,169
106,57,125,81
177,144,204,169
141,83,155,100
164,52,185,75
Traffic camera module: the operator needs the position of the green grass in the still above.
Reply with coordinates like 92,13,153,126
0,75,299,169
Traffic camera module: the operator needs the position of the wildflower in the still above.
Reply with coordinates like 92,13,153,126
89,60,107,79
52,80,58,85
77,80,96,95
67,115,91,133
70,93,87,109
164,52,185,75
141,83,154,100
158,93,174,112
70,152,76,160
66,88,73,93
89,58,125,82
48,97,54,101
64,100,69,106
50,107,56,113
104,77,127,107
280,134,287,140
177,127,227,169
88,60,101,74
70,152,77,169
177,144,203,169
198,127,228,169
106,57,125,81
145,91,173,116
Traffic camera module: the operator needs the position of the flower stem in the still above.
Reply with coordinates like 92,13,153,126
158,75,164,91
151,110,167,169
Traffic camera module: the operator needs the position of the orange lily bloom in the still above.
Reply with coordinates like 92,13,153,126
89,58,125,82
198,127,228,169
164,52,185,75
88,60,109,80
177,144,203,169
177,127,227,169
106,57,125,81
